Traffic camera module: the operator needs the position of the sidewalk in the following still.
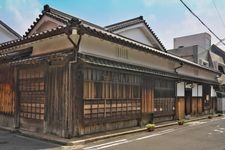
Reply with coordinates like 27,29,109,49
0,114,222,146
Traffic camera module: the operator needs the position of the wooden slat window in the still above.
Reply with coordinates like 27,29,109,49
19,68,45,120
83,68,141,122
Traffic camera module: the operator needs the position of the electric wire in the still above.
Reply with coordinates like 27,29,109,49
212,0,225,29
179,0,225,46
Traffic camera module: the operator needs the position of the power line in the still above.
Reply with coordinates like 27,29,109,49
179,0,225,46
212,0,225,29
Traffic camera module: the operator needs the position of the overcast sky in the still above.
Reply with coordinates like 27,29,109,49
1,0,225,50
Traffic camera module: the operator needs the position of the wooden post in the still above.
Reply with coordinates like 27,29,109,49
72,64,84,136
176,97,185,120
14,67,20,129
197,97,202,114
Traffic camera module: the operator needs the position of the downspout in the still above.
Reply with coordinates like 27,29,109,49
174,62,184,120
66,28,83,138
174,62,183,74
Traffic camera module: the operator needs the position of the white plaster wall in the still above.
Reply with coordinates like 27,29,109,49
79,35,174,72
1,34,75,57
198,85,203,97
0,26,18,43
192,83,198,96
32,34,74,56
211,86,217,97
177,82,185,96
118,28,153,46
79,35,218,82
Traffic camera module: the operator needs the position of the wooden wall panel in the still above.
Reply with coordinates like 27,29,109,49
176,97,185,120
142,87,154,113
191,98,198,115
0,84,14,114
197,98,202,114
0,66,15,115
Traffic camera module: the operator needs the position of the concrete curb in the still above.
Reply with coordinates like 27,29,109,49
0,115,223,146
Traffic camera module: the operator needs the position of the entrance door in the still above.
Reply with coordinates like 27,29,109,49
185,89,192,115
18,66,46,132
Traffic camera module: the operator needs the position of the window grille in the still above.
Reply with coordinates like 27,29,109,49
18,67,45,120
83,68,141,122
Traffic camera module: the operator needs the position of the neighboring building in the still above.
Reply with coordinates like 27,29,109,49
169,33,225,114
169,33,211,68
210,44,225,72
209,45,225,113
0,5,220,138
0,20,21,43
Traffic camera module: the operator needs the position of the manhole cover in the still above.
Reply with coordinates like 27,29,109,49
0,141,8,144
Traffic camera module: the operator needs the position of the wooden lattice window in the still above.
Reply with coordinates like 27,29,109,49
83,68,141,121
19,67,45,120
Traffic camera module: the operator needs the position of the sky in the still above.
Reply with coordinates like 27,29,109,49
1,0,225,50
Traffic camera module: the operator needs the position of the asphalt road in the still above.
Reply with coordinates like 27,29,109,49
81,116,225,150
0,116,225,150
0,130,64,150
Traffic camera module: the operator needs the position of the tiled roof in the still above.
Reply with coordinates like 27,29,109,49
0,20,21,38
105,16,166,52
0,5,220,75
0,26,68,50
25,5,166,52
105,16,144,32
0,47,32,64
25,5,104,36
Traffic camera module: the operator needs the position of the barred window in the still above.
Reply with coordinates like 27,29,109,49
18,68,45,120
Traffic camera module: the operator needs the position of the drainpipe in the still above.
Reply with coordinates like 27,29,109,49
66,28,83,138
174,62,183,120
174,62,184,74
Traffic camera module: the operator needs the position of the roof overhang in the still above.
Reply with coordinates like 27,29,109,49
79,53,219,85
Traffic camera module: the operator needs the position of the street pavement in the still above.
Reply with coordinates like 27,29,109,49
81,116,225,150
0,130,64,150
0,116,225,150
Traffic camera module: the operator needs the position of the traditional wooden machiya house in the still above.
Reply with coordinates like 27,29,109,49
0,5,220,138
